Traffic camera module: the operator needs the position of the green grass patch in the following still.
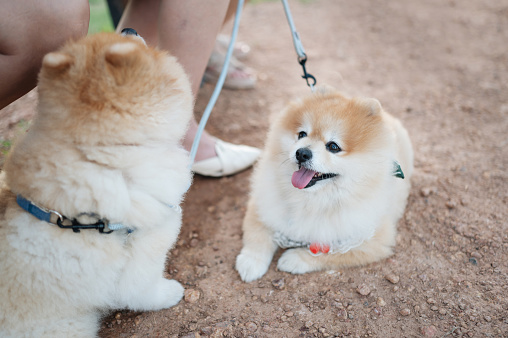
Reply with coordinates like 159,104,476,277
0,140,12,156
88,0,114,34
0,120,30,156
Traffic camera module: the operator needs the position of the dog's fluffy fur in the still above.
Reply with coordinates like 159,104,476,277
236,88,413,282
0,33,193,337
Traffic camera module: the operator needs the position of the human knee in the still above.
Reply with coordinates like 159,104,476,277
37,0,90,53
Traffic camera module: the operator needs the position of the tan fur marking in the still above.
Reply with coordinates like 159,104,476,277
280,92,384,154
42,52,73,72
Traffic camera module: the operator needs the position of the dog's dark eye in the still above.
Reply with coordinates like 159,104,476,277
298,131,307,139
326,142,342,153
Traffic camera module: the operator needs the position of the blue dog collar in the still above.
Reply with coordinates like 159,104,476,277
16,195,128,234
17,195,64,225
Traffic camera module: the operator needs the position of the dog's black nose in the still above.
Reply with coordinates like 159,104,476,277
296,147,312,163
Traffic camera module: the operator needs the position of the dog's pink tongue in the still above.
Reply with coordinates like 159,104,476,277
291,167,316,189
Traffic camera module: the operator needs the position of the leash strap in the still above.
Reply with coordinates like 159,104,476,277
281,0,316,91
189,0,245,166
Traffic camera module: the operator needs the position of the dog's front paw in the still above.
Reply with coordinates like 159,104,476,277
277,249,317,274
160,279,185,308
236,250,272,282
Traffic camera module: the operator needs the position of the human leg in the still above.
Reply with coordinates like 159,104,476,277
0,0,89,109
118,0,228,162
157,1,234,162
116,0,159,46
119,0,260,174
205,0,256,90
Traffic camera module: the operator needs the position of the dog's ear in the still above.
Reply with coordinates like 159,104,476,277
356,97,382,116
105,42,141,67
105,42,143,85
42,52,74,72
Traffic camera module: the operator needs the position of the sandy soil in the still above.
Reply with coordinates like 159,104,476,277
1,0,507,337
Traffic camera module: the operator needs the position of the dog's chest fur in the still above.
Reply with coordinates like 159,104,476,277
252,164,394,253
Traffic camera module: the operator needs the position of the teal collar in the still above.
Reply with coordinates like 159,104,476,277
393,161,404,179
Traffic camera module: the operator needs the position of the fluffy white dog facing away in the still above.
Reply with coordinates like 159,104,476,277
0,33,193,337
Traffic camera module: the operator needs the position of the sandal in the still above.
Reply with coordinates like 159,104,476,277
203,46,256,90
216,34,251,60
191,139,261,177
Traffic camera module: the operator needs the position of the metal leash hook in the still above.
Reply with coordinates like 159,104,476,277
298,56,316,91
56,217,113,234
282,0,317,92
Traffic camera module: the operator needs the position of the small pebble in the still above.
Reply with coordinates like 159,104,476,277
445,200,457,209
180,333,199,338
439,308,447,315
272,278,285,290
431,306,439,311
134,316,142,326
189,238,199,247
115,312,121,320
184,289,200,303
426,298,436,304
420,187,436,197
470,251,482,259
246,322,257,332
385,273,400,284
484,315,492,322
356,284,371,296
200,327,213,335
399,308,411,316
337,308,348,321
420,325,438,337
376,297,386,307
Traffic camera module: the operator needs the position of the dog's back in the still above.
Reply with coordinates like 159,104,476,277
0,32,193,337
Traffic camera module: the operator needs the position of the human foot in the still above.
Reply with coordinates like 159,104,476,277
191,139,261,177
203,46,256,90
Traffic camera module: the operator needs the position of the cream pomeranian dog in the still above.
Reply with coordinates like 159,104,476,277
236,87,413,282
0,32,193,337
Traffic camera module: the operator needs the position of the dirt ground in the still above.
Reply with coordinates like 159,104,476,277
1,0,507,337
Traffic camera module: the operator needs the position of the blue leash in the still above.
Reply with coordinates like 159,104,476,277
188,0,245,167
189,0,315,164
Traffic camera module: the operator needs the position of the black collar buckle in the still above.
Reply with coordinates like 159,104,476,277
56,217,113,234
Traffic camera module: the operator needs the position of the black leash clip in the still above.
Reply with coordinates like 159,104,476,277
56,217,113,234
298,55,316,89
